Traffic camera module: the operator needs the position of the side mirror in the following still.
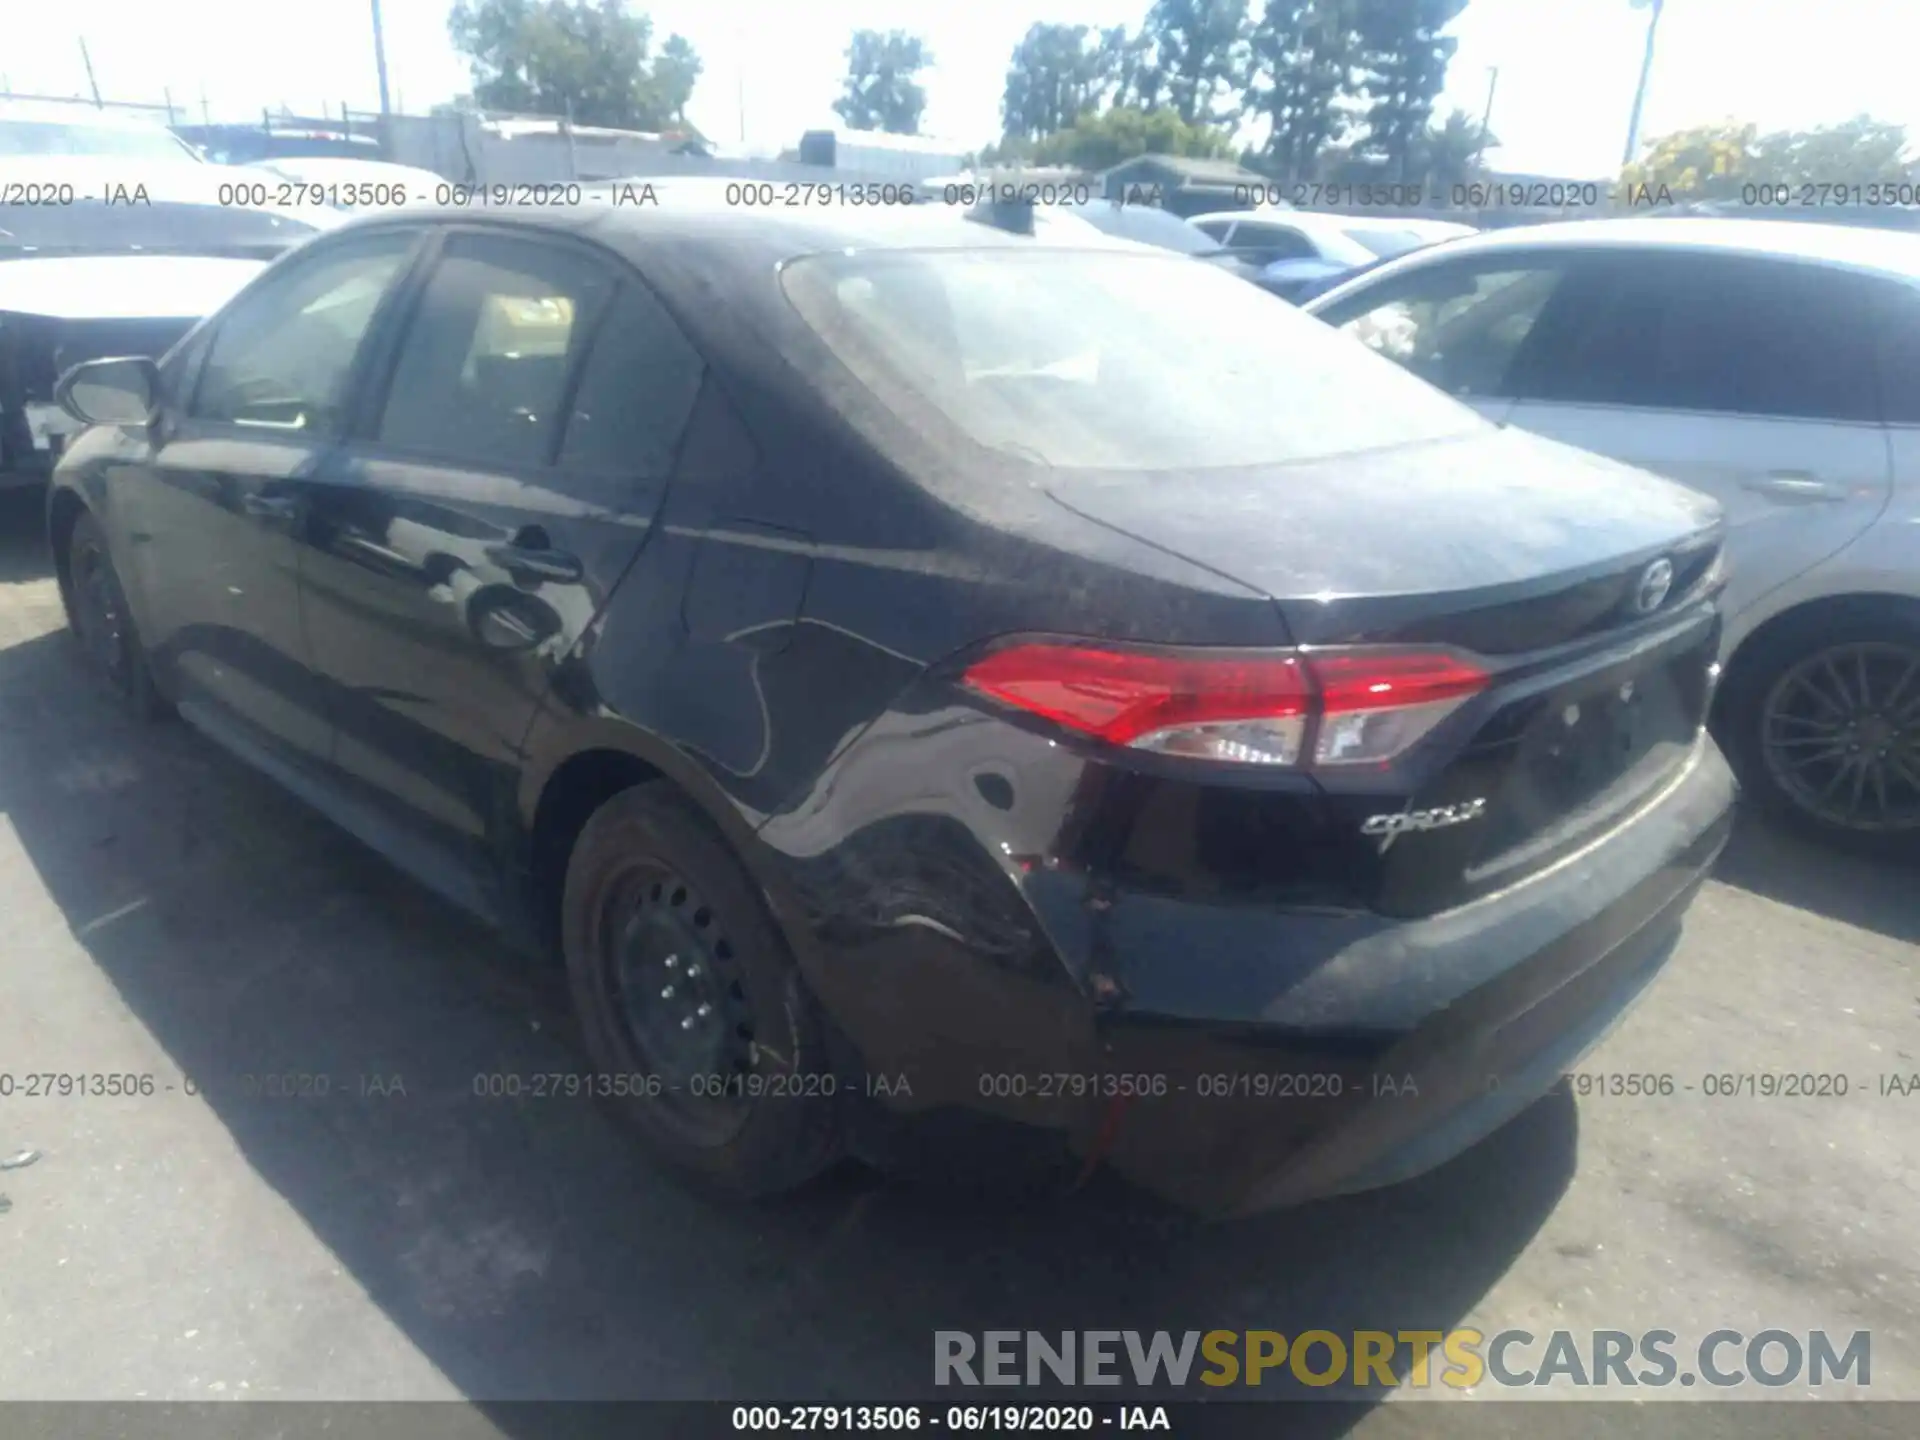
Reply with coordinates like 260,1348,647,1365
56,357,159,428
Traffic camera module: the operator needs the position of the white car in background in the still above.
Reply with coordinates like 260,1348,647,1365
0,100,321,487
1307,217,1920,845
1193,209,1476,266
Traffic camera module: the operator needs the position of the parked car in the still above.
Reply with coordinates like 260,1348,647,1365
1254,256,1362,302
0,163,321,489
1191,208,1383,269
48,200,1733,1217
1307,217,1920,843
0,98,206,164
1053,198,1269,283
1191,210,1476,302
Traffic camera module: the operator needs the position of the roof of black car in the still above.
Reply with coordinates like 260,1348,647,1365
328,180,1149,269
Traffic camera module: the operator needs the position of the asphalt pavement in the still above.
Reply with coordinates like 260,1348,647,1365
0,491,1914,1436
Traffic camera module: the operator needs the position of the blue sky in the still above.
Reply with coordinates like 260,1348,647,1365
5,0,1913,177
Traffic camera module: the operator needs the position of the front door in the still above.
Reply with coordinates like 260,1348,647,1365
126,229,422,765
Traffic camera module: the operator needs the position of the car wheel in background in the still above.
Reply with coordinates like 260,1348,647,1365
65,511,166,722
561,781,843,1196
1722,606,1920,847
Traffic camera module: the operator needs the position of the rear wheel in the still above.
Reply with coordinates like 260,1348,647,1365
561,782,841,1196
1722,608,1920,845
66,511,165,722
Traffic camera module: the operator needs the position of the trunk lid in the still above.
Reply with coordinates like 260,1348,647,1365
1047,427,1726,917
1044,427,1723,652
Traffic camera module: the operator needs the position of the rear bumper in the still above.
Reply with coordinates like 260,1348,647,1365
1078,736,1735,1215
784,729,1735,1216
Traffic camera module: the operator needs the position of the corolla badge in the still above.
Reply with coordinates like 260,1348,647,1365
1362,797,1488,853
1634,557,1675,614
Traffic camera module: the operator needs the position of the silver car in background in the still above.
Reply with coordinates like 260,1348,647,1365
1307,217,1920,845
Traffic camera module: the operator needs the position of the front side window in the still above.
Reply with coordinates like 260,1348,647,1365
376,232,615,469
194,231,417,432
783,248,1486,471
1318,260,1565,399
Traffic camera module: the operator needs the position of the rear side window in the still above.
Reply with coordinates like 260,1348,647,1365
558,283,705,477
1875,282,1920,425
194,231,416,433
377,232,614,468
1512,253,1881,422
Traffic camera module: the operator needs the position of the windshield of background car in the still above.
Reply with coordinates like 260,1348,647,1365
1344,226,1426,259
0,201,318,258
0,119,201,162
782,248,1488,471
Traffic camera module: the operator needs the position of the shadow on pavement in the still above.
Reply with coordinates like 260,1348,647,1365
0,490,53,586
1713,812,1918,947
0,624,1577,1429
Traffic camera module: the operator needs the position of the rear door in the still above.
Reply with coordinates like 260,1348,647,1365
1311,251,1571,425
1502,251,1894,629
292,226,706,910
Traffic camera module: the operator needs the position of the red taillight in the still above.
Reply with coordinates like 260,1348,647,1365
960,640,1487,768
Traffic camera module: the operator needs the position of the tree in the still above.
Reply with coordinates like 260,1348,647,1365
655,34,701,126
833,30,932,135
1618,119,1755,199
1623,116,1914,199
447,0,701,130
1622,0,1665,167
1352,0,1469,181
1753,115,1911,186
1001,24,1114,143
1245,0,1361,182
1030,105,1236,171
1406,106,1494,188
1136,0,1253,126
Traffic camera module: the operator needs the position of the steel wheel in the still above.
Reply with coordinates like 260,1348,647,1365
72,532,135,689
1759,641,1920,833
598,860,762,1148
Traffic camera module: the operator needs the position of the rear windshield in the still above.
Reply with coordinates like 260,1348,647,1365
1344,227,1427,259
782,248,1485,470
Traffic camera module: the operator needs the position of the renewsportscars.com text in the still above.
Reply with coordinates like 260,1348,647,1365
934,1329,1870,1391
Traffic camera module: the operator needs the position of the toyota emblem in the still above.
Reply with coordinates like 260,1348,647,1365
1634,558,1674,614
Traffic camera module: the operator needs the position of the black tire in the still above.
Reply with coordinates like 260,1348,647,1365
66,510,166,722
561,781,842,1197
1719,605,1920,848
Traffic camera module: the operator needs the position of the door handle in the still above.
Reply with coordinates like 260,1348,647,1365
241,493,300,520
1742,471,1850,502
484,542,583,584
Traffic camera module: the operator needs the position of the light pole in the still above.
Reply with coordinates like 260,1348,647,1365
1476,66,1500,169
1623,0,1665,167
370,0,393,115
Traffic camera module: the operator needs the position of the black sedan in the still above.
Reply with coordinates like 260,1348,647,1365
46,198,1736,1217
